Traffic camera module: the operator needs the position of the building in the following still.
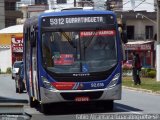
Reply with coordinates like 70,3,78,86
116,11,157,68
5,0,23,27
35,0,48,4
0,0,5,30
77,0,123,10
0,25,23,72
105,0,123,11
19,0,121,11
77,0,94,7
29,0,107,10
0,0,23,72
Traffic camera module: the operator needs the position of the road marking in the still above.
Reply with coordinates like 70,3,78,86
116,106,142,114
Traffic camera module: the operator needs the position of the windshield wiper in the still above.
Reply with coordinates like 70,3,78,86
83,28,100,49
82,28,100,61
59,30,77,49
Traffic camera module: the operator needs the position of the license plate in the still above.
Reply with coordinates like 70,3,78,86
75,96,90,102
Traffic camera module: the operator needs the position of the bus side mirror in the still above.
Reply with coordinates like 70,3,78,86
121,31,128,44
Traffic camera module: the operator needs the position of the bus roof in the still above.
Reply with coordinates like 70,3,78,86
39,10,116,18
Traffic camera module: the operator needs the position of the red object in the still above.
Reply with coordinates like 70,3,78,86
80,30,115,37
75,96,90,102
11,37,23,53
52,82,75,90
54,54,74,65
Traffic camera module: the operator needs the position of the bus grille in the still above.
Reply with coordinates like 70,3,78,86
60,91,103,100
47,65,117,82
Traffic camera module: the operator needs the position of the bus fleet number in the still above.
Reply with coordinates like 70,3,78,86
50,18,64,25
91,82,104,88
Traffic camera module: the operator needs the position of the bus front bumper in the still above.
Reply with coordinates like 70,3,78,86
40,84,121,104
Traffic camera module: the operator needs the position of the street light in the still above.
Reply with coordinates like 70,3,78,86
136,13,156,24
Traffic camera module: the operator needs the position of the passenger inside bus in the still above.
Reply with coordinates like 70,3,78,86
85,36,116,60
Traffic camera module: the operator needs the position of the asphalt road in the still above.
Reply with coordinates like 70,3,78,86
0,74,160,120
0,74,28,100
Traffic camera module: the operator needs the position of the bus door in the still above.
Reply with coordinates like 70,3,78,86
31,48,39,101
25,27,33,97
31,29,40,101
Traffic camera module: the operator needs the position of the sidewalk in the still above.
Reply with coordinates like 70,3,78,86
122,86,160,96
123,76,160,94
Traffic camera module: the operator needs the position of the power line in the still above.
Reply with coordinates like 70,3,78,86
144,1,155,5
123,0,131,6
123,0,155,11
132,0,146,10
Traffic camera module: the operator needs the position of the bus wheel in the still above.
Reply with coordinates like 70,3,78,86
40,103,49,114
29,97,38,108
102,100,114,111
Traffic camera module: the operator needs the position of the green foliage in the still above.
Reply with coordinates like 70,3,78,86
122,69,132,77
6,67,12,74
123,76,160,92
0,68,1,74
148,70,156,78
123,67,156,78
140,68,156,78
141,68,148,77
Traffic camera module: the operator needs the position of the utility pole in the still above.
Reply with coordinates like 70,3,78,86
156,0,160,81
105,0,115,10
105,0,111,10
74,0,76,7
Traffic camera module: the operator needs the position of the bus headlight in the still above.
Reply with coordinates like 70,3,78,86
41,76,55,90
108,73,120,88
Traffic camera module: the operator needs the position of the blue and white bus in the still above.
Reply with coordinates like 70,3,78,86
23,9,127,113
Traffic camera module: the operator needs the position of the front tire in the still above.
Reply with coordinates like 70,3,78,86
40,103,49,114
96,100,114,111
103,100,114,111
29,97,38,108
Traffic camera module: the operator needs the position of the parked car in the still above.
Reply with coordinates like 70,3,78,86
12,61,23,79
15,64,26,93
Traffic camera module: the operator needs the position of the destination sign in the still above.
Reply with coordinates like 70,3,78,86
80,30,115,37
41,15,115,28
50,17,103,25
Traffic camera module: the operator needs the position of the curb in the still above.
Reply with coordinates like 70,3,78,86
122,86,160,96
0,99,28,114
0,74,11,77
0,99,28,104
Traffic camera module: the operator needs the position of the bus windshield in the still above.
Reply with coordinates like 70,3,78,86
41,29,117,73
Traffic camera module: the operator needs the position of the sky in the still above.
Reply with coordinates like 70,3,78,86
123,0,155,12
